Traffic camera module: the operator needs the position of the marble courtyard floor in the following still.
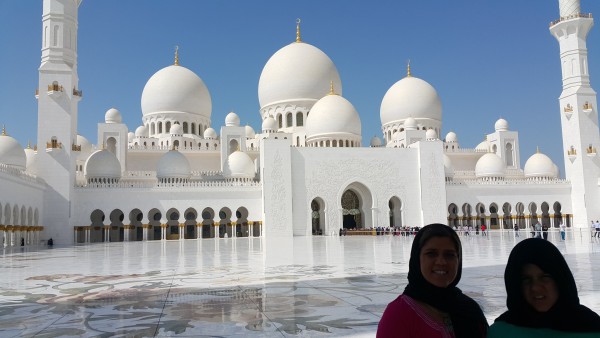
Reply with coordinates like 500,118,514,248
1,230,600,337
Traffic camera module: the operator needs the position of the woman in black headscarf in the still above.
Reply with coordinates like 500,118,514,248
377,223,488,338
489,238,600,337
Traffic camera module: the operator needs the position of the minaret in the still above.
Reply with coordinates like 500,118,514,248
36,0,82,243
550,0,600,227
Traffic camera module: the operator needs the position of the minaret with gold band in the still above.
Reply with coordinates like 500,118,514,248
36,0,83,243
550,0,600,227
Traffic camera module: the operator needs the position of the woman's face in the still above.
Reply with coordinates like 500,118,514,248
419,236,459,288
521,263,559,312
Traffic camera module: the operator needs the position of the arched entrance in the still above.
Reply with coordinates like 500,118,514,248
341,190,361,229
489,203,499,229
502,203,512,229
311,198,324,235
448,203,458,228
389,197,402,228
184,208,197,239
90,209,105,242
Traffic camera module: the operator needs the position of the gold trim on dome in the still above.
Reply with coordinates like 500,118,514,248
1,125,6,136
296,18,302,42
174,46,180,66
407,60,412,77
328,80,336,95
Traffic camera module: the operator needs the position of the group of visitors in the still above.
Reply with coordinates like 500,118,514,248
531,221,553,240
377,223,600,337
592,220,600,238
339,226,422,236
452,224,487,236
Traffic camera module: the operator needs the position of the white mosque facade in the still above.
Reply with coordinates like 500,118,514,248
0,0,598,246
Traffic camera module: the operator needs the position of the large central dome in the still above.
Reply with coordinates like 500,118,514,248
141,65,212,118
258,42,341,109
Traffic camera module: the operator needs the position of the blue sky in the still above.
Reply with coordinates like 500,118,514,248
1,0,599,176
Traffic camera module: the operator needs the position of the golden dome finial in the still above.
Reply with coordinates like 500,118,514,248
329,80,336,95
536,146,540,154
407,59,412,77
1,125,6,136
174,46,180,66
296,18,302,42
27,140,31,149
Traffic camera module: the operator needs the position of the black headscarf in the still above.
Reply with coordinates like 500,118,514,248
495,238,600,332
403,223,488,338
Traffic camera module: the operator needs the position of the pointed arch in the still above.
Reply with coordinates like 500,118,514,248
340,182,373,229
311,197,325,235
389,196,403,228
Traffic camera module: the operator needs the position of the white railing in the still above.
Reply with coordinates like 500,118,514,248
550,13,593,27
75,178,260,189
447,177,570,186
444,148,488,153
0,163,45,185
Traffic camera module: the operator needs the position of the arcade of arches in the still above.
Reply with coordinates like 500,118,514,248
74,207,262,243
447,201,571,230
0,202,43,247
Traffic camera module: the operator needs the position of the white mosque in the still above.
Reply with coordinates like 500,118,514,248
0,0,598,246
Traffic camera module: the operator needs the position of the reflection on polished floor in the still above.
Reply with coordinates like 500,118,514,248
1,231,600,337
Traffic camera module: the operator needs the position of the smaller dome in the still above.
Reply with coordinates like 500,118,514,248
245,125,256,139
128,132,135,142
380,76,442,126
84,149,121,179
170,123,183,135
262,116,278,132
204,127,217,139
225,112,240,127
105,108,122,124
135,125,149,138
305,94,361,139
524,151,556,178
425,129,438,140
157,149,191,179
495,118,509,132
443,154,454,177
370,136,382,147
224,151,255,178
0,133,26,169
404,117,418,130
445,132,457,143
476,139,490,152
475,153,505,178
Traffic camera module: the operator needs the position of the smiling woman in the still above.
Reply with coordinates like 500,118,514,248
377,223,488,338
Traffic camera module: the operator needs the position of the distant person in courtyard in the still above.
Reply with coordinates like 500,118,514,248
488,238,600,337
514,223,520,237
377,223,488,338
481,224,487,236
595,220,600,238
559,221,566,241
47,238,53,246
534,221,542,238
542,223,549,240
